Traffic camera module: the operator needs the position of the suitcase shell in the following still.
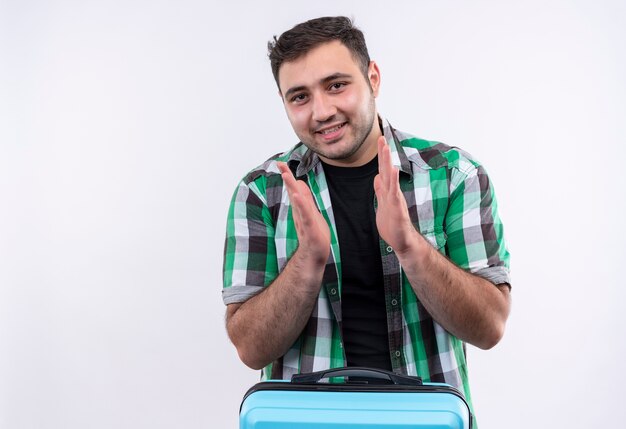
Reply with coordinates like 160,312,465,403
240,367,472,429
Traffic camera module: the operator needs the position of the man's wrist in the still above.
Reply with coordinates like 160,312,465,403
288,246,327,295
393,229,431,270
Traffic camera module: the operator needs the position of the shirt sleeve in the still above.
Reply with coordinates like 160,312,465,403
444,162,511,286
222,178,279,305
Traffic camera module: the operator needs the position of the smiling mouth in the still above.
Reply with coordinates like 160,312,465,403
316,122,347,135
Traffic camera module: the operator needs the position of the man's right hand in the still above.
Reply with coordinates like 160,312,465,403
226,163,330,370
277,162,331,268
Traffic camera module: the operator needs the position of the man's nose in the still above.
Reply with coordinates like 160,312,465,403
311,93,337,123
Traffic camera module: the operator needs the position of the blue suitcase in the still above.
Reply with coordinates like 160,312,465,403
240,367,473,428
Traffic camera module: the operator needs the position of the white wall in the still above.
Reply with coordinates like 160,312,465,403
1,0,624,427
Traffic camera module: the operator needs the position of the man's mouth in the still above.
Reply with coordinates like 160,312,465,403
316,122,347,136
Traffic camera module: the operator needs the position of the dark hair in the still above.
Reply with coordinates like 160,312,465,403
268,16,371,89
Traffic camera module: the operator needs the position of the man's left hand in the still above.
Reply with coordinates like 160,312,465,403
373,136,423,257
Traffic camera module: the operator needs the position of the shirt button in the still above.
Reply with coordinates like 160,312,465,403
330,288,337,295
386,246,393,253
395,351,402,358
391,299,398,306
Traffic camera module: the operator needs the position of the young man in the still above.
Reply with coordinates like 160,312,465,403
222,16,511,411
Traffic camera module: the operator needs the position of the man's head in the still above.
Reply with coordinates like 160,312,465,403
268,16,371,89
268,17,382,167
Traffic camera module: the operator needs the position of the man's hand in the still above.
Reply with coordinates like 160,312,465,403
373,136,510,349
226,164,331,370
277,162,331,267
373,136,422,256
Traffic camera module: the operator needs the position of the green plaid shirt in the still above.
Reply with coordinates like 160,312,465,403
223,118,510,407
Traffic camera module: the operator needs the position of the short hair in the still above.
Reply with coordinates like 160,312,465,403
268,16,371,89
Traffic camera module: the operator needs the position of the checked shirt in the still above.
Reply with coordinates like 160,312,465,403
222,118,510,407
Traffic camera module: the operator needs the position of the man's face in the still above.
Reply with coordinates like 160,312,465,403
278,40,381,167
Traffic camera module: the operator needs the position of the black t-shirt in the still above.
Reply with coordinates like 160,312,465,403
321,157,391,371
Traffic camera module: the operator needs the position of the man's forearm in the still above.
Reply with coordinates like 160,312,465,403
396,229,511,350
226,249,325,370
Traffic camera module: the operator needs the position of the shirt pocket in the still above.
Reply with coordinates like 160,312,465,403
419,226,447,253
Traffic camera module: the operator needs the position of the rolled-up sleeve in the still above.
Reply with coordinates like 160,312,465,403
222,179,279,304
444,162,511,287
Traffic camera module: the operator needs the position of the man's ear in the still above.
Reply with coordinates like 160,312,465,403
368,61,381,97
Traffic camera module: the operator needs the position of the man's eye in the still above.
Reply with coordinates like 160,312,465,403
329,82,346,91
291,94,307,103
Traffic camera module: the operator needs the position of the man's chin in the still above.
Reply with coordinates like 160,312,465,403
319,145,367,165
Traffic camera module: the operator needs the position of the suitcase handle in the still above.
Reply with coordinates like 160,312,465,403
291,367,423,386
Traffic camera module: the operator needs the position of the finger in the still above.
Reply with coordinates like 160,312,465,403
277,162,320,234
379,137,395,190
294,179,317,211
277,162,298,194
290,192,304,231
278,162,313,205
277,162,305,230
293,195,312,231
377,137,389,188
279,164,313,215
293,181,321,228
277,161,290,176
383,144,399,194
391,165,400,194
383,146,393,192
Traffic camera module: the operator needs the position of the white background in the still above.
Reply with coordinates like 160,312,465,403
1,0,625,428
